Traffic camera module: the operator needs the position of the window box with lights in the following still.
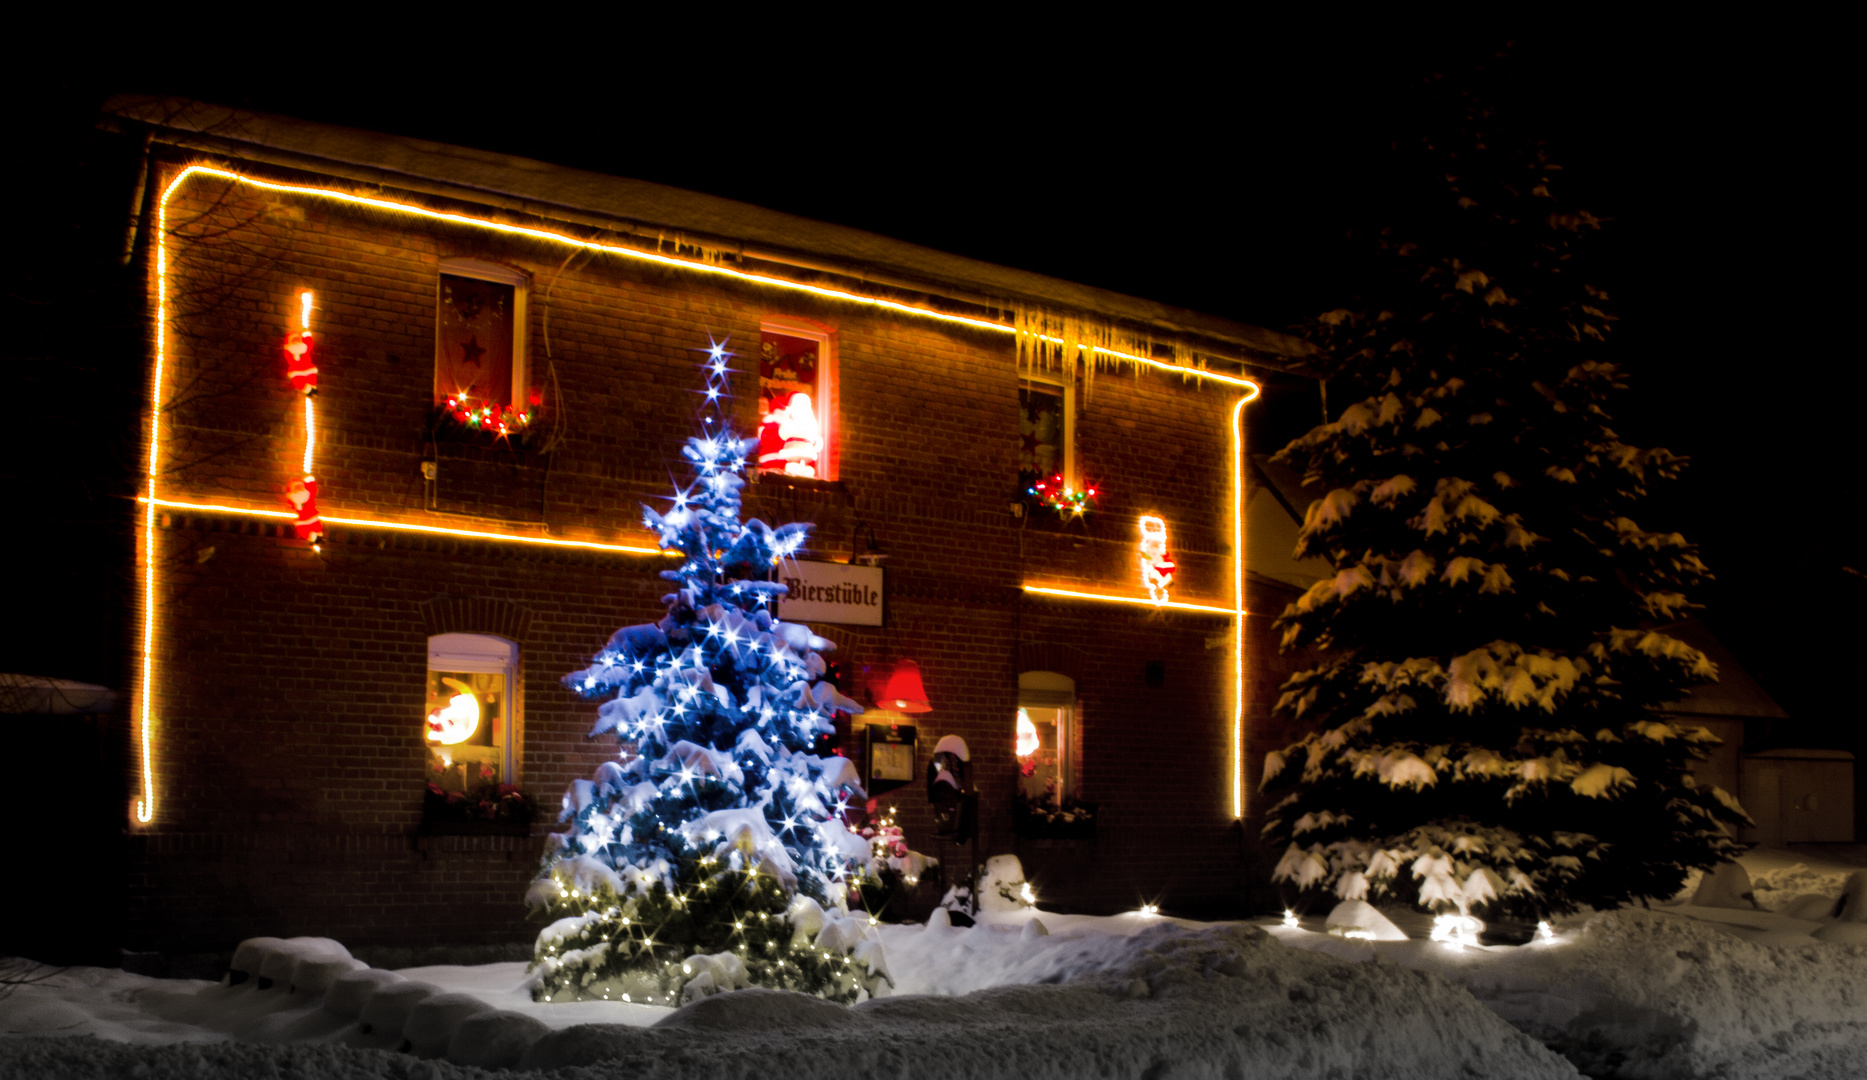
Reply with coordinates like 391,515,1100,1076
432,259,539,450
1015,376,1095,523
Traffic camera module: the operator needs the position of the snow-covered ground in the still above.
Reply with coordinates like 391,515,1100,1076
4,847,1864,1079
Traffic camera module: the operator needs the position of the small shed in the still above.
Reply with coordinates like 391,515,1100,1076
1658,620,1855,844
1741,748,1856,844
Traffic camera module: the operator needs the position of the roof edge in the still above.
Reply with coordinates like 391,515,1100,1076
103,96,1312,370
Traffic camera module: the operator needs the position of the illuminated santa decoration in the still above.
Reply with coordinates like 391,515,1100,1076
1138,515,1176,604
757,391,821,477
425,677,481,745
284,291,317,394
1016,707,1040,776
287,477,322,544
282,291,324,547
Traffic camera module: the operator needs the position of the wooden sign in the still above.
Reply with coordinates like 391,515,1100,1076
777,560,884,626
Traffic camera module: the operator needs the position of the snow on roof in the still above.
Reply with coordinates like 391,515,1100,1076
1658,620,1789,720
0,673,119,714
102,96,1307,368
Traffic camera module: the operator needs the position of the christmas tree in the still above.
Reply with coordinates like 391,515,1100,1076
1260,71,1748,921
527,342,888,1004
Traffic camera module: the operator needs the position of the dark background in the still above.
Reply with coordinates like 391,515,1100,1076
5,24,1855,756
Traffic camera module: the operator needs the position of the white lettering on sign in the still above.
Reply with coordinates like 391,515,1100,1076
777,560,885,626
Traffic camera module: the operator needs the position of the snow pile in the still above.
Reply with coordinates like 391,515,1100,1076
5,849,1865,1077
1749,859,1859,912
514,922,1574,1077
1272,900,1867,1079
2,923,1572,1078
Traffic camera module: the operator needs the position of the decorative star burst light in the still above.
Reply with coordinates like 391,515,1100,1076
528,340,889,1006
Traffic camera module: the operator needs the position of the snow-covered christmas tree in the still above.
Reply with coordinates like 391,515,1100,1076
527,343,888,1004
1260,73,1749,921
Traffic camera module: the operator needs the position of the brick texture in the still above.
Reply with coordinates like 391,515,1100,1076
127,161,1303,953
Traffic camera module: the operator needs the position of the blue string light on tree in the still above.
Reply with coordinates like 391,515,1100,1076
527,338,888,1006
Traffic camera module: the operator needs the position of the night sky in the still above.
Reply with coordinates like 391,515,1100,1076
8,26,1856,747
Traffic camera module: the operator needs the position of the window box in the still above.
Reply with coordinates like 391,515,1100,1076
420,782,536,836
1012,790,1098,840
433,259,536,446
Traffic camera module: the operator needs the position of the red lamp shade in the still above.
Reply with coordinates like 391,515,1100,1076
880,659,932,714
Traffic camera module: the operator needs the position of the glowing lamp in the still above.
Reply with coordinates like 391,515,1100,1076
880,659,932,713
425,677,481,744
1015,708,1040,758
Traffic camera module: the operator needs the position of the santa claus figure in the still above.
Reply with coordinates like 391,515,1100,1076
288,477,323,544
284,329,318,394
757,391,821,478
1138,515,1176,604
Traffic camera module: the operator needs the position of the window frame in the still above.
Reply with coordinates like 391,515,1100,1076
1019,374,1076,493
434,257,529,414
757,316,838,482
1017,670,1078,803
426,632,520,785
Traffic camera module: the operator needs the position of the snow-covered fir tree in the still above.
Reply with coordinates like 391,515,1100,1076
1261,71,1748,920
528,344,888,1004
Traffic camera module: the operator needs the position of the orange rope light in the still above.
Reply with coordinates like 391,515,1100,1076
132,164,1266,827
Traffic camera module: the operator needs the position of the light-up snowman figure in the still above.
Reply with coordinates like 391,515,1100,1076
1137,515,1176,604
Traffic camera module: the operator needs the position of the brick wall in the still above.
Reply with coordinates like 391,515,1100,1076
128,161,1300,953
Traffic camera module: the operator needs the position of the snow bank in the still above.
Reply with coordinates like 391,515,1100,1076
1272,903,1867,1080
5,847,1863,1078
2,923,1571,1078
518,924,1571,1078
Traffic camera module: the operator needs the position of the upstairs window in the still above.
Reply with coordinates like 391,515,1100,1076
757,318,836,480
434,259,529,436
424,633,518,794
1019,376,1074,501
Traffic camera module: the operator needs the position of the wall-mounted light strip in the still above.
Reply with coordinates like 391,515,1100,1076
158,166,1265,394
1021,392,1255,820
301,396,317,477
1230,396,1250,821
141,497,674,556
1020,584,1238,617
133,164,1265,827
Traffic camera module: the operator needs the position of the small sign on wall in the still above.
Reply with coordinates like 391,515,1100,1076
864,722,916,797
777,560,884,626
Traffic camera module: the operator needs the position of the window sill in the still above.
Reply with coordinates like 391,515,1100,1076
417,818,533,838
751,472,849,500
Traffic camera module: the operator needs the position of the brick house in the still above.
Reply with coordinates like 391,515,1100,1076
107,97,1318,957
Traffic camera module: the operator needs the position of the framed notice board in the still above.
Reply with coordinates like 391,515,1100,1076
864,723,917,797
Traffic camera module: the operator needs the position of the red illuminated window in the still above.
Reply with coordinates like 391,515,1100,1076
756,319,836,481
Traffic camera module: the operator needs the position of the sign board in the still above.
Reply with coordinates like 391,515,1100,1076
776,560,884,626
864,722,916,797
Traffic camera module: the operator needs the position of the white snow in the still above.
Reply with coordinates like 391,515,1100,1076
5,848,1866,1078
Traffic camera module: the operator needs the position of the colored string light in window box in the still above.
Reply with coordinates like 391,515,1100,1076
1026,473,1098,516
438,396,535,438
